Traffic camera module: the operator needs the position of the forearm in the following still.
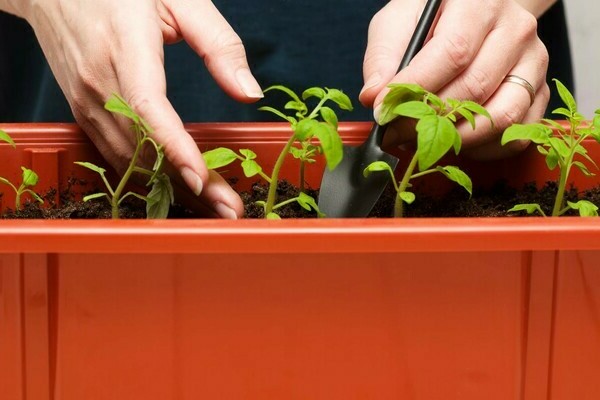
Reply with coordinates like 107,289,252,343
516,0,558,17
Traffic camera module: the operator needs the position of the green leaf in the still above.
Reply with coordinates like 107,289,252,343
239,149,257,160
289,146,304,159
437,166,473,196
294,118,319,141
258,106,295,123
456,108,476,130
536,145,549,156
83,192,109,202
264,85,302,103
363,161,394,178
296,192,325,217
0,129,15,148
21,167,39,187
75,161,107,175
378,83,426,125
567,200,599,217
326,88,353,111
461,101,492,123
392,101,435,120
146,173,174,219
553,79,577,114
0,177,16,192
302,87,326,100
399,191,416,204
312,122,343,170
501,123,552,145
320,106,338,129
508,203,546,216
425,93,444,109
24,189,44,204
545,148,559,170
548,137,570,159
542,118,567,133
552,107,572,118
105,94,152,132
452,127,462,155
573,161,595,177
416,115,456,171
240,159,262,177
284,100,307,113
574,144,598,169
202,147,239,170
266,212,281,220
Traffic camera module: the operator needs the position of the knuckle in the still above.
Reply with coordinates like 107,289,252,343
205,29,247,67
495,107,525,131
519,12,538,37
442,33,473,72
459,68,490,102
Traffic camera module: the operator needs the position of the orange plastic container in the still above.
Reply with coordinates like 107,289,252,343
0,123,599,400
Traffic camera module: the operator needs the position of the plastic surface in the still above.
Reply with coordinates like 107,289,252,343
0,123,599,400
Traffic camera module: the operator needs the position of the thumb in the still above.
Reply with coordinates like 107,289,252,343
168,0,263,102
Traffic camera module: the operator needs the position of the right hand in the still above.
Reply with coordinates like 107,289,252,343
17,0,264,218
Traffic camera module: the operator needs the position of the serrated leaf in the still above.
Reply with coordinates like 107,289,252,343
289,146,304,159
461,101,492,123
437,166,472,196
378,84,426,125
567,200,598,217
456,108,476,130
501,123,552,145
75,161,107,175
105,94,152,132
399,191,416,204
294,118,319,141
296,192,325,217
542,118,567,133
146,173,173,219
241,159,262,177
326,88,353,111
553,79,577,114
416,115,456,171
363,161,394,178
312,122,343,170
320,106,338,129
239,149,257,160
573,161,595,177
548,137,570,159
392,101,435,120
266,212,281,220
302,87,326,100
508,203,546,216
83,192,109,202
21,167,39,187
425,93,444,109
545,148,559,170
0,129,15,148
264,85,302,102
202,147,239,170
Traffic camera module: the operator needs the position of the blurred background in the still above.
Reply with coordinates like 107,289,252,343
566,3,599,116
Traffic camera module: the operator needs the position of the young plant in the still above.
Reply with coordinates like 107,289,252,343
203,85,352,219
502,79,600,217
364,83,492,217
0,167,44,211
76,94,174,219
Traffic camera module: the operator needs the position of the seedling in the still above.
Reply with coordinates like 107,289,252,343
0,167,44,211
203,85,352,219
502,79,600,217
364,83,492,217
76,94,174,219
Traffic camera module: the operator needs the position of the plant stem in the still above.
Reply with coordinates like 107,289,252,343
15,191,21,211
265,135,296,215
395,152,419,218
111,141,143,219
552,159,571,217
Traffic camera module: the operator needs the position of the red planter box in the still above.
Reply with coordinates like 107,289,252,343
0,123,599,400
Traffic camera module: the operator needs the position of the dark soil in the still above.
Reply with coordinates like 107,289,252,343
3,178,599,219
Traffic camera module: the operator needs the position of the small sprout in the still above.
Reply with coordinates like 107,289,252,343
0,167,44,211
502,79,600,217
204,85,352,219
365,83,490,217
76,94,174,219
0,129,16,148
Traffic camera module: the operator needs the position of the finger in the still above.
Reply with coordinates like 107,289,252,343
359,0,422,107
167,0,263,102
372,1,496,111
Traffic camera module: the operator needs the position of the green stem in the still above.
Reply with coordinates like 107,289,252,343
272,197,299,210
111,140,143,219
15,190,21,211
395,152,419,218
265,135,296,216
307,97,328,119
410,168,438,180
552,159,571,217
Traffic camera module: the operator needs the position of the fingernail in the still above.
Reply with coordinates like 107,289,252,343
213,202,238,220
373,104,382,122
236,68,264,99
359,72,382,96
181,167,203,196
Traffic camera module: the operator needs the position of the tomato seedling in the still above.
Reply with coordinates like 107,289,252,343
502,79,600,217
364,83,492,217
0,166,44,211
76,94,174,219
203,85,352,219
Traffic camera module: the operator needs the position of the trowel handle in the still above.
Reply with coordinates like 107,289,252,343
398,0,442,71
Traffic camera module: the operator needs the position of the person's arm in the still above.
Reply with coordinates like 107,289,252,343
0,0,264,219
360,0,551,160
517,0,558,17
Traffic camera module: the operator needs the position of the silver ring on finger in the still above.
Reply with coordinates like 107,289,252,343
502,75,536,107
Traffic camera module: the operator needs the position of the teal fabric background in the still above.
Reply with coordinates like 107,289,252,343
0,1,571,122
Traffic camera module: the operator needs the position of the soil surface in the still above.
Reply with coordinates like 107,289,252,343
2,179,599,219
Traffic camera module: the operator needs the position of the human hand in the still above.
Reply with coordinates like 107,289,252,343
18,0,264,218
359,0,550,160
